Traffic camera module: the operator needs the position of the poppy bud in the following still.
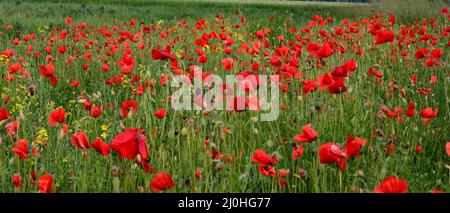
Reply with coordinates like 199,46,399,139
252,128,259,135
12,173,22,188
136,154,142,163
113,177,120,193
19,110,26,121
127,110,134,119
8,157,14,165
58,131,65,141
357,170,365,177
181,127,189,136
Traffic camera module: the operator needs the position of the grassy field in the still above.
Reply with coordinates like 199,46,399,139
0,0,449,193
0,0,364,31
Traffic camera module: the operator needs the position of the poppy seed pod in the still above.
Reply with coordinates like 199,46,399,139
27,85,36,96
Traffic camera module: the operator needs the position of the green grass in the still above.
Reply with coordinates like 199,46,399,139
0,0,449,193
0,0,365,32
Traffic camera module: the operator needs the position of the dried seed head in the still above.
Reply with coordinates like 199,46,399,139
298,168,308,180
138,186,145,193
111,165,121,177
184,179,191,187
185,117,194,125
357,170,365,177
27,85,36,96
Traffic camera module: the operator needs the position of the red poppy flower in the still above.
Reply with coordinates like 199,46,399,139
38,174,53,193
39,62,57,86
195,169,201,179
152,45,176,61
251,149,277,165
48,108,65,127
70,81,80,87
414,48,429,60
101,64,110,72
292,145,304,160
154,108,167,119
344,137,367,159
279,169,290,177
150,172,175,192
375,29,395,44
342,60,358,73
318,143,346,172
91,137,110,156
89,106,102,118
222,57,235,71
430,48,443,59
302,79,317,95
328,78,347,94
446,142,450,156
405,102,415,117
7,63,22,74
316,41,334,58
415,145,424,153
420,107,438,118
2,49,15,58
117,53,135,74
279,178,288,187
12,139,28,159
82,100,93,111
0,107,10,121
70,131,90,150
5,120,19,139
198,55,208,63
120,99,138,119
258,164,277,177
316,72,333,90
65,17,73,25
331,65,348,77
385,107,403,118
11,173,22,188
111,128,148,160
373,176,408,193
60,124,69,138
293,124,317,143
430,76,437,84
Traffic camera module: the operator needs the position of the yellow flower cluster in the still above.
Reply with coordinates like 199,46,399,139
157,20,165,27
32,128,48,147
37,25,49,35
2,85,36,115
100,124,109,139
174,49,183,58
0,54,9,64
